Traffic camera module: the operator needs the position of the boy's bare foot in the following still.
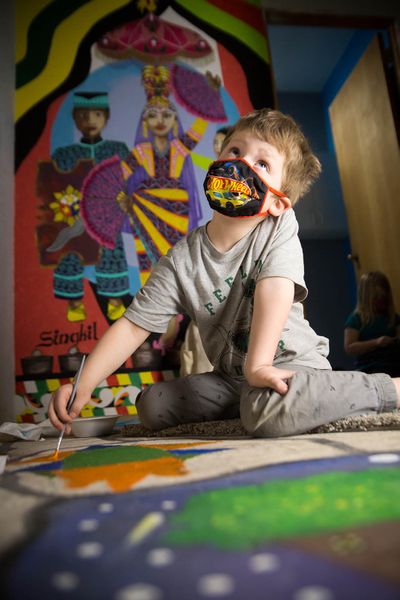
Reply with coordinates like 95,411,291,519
393,378,400,407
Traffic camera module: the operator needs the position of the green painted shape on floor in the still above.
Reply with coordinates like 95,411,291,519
165,468,400,549
62,445,167,469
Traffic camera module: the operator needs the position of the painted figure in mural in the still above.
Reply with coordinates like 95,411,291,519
213,126,230,158
121,63,205,283
49,92,130,323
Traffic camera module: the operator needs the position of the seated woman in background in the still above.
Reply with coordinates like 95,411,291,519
344,271,400,376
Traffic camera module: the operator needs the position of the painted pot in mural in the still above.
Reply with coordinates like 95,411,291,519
58,348,86,374
21,352,53,376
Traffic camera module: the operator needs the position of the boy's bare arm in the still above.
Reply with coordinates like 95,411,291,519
244,277,295,394
48,317,150,430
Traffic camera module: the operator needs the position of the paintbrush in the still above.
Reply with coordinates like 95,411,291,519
54,354,86,458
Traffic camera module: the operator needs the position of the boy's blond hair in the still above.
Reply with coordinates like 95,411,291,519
221,108,321,204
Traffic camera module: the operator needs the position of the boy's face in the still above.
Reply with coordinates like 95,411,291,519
73,109,108,139
219,130,285,199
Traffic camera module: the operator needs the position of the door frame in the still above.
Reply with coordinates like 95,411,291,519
263,9,400,142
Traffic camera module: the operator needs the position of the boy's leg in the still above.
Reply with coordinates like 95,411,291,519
240,367,398,438
136,372,241,430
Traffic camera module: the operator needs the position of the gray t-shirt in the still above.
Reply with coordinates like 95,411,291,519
124,210,331,380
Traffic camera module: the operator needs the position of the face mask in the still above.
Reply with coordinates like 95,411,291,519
203,158,287,218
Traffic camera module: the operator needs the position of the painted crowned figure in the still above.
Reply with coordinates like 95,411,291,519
81,64,225,288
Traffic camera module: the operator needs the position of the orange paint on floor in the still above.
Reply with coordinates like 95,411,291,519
58,456,189,492
19,450,75,464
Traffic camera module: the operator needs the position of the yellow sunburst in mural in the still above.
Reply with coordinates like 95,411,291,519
50,185,81,226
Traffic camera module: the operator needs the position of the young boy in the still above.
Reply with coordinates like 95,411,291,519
49,109,400,437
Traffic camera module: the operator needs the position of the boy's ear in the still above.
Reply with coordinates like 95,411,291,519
268,195,291,216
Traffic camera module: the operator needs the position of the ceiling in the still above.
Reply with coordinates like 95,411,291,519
267,25,357,93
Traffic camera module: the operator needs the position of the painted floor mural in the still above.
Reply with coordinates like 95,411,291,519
1,436,400,599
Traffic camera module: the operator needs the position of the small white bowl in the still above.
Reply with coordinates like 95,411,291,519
71,416,119,438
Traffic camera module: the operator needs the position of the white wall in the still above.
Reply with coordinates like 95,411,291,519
0,0,15,423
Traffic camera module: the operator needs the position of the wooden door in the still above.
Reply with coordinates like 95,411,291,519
329,36,400,307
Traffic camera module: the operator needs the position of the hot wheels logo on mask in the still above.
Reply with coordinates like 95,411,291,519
203,158,276,218
206,176,251,197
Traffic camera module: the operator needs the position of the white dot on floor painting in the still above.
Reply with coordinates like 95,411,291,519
161,500,176,511
146,547,175,567
78,518,99,532
293,585,335,600
76,541,104,559
248,552,281,573
368,453,400,464
51,571,79,591
98,502,114,513
114,583,162,600
197,574,235,596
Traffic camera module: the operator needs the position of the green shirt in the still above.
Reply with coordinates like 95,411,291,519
345,311,400,341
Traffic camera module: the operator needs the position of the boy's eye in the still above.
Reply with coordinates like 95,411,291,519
227,146,240,157
256,160,270,171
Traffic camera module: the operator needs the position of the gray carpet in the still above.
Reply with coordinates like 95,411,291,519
123,411,400,438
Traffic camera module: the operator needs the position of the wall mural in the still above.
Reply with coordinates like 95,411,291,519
14,0,274,422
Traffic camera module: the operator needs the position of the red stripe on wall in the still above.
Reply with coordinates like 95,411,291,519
218,43,254,116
